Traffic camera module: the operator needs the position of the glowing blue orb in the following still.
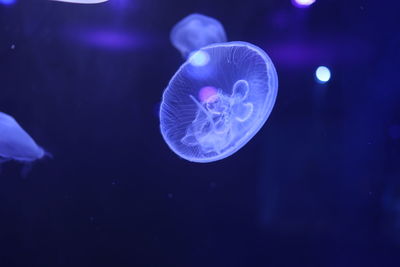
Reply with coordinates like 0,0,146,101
189,50,210,67
291,0,316,8
315,66,331,83
170,13,227,58
160,42,278,163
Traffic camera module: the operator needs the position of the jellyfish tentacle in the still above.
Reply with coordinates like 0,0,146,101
214,113,230,134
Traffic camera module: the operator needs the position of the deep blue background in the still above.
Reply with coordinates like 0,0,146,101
1,0,400,266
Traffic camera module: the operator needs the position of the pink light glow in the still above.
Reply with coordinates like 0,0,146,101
198,86,217,103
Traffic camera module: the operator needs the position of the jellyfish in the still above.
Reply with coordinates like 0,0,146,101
0,112,47,165
170,13,227,58
160,41,278,163
50,0,108,4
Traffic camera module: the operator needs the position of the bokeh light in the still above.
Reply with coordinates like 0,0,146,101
189,50,210,67
315,66,331,83
291,0,316,8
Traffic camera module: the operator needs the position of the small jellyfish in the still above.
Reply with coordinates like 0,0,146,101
160,42,278,163
50,0,108,4
170,13,227,58
0,112,47,164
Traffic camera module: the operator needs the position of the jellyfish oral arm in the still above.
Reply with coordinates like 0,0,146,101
230,80,254,122
234,102,254,122
189,95,216,129
183,86,254,156
232,79,250,101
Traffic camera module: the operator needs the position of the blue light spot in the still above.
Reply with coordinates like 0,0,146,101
0,0,16,5
315,66,331,84
189,50,210,67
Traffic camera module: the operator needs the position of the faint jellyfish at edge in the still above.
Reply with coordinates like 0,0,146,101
170,13,227,58
160,41,278,163
0,112,49,167
50,0,108,4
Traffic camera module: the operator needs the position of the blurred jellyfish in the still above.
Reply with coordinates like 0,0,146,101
170,13,227,58
50,0,108,4
160,42,278,163
0,112,48,165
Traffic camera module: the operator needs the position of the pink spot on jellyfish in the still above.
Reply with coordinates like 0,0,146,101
199,86,217,103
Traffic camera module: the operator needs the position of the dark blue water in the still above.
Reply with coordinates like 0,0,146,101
0,0,399,266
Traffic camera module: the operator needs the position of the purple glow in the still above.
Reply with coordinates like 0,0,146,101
86,30,136,49
267,38,370,69
291,0,316,8
268,42,329,68
198,86,217,103
64,26,148,51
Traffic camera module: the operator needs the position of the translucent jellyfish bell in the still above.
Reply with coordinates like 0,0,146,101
170,13,227,58
160,42,278,163
0,112,46,164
